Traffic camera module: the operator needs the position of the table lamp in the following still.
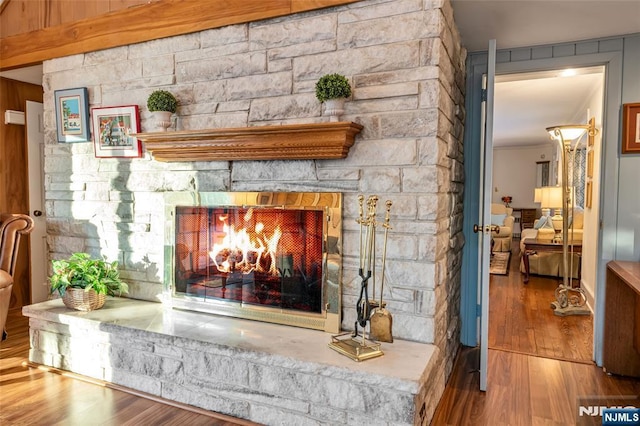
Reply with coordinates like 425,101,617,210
540,186,563,242
534,187,550,217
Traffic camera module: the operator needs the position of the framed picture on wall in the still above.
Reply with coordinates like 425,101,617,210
622,102,640,154
54,87,91,143
91,105,142,158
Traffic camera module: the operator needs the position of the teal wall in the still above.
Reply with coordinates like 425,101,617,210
460,34,640,364
617,35,640,261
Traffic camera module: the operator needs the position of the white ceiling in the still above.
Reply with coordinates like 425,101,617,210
494,67,604,147
451,0,640,53
0,64,43,85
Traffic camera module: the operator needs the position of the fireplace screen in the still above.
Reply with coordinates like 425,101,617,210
164,192,342,332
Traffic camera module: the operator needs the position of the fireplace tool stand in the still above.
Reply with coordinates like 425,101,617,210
329,195,391,361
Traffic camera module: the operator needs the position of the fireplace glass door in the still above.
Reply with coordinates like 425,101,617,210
175,206,324,313
165,192,342,332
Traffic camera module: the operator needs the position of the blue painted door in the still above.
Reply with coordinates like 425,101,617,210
459,39,496,391
478,39,496,391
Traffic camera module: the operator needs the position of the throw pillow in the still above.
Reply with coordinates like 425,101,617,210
542,218,555,229
534,216,548,229
572,207,584,229
491,213,506,225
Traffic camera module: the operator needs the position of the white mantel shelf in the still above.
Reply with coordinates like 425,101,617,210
132,121,364,162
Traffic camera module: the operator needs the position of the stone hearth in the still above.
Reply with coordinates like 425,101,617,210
24,298,438,425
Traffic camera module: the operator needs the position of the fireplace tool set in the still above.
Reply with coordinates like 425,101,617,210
329,195,393,361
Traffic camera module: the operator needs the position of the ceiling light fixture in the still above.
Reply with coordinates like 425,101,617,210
560,69,577,77
546,123,596,143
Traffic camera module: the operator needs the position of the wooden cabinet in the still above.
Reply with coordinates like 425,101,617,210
511,208,537,238
520,208,537,230
603,261,640,377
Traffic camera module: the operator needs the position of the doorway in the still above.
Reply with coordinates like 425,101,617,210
0,76,44,308
489,66,605,363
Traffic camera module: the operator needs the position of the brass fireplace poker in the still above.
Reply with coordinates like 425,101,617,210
329,195,393,361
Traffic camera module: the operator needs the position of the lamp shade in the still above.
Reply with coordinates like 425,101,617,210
540,186,562,209
534,187,542,203
546,124,589,141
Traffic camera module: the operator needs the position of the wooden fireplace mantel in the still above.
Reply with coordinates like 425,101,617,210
132,121,363,162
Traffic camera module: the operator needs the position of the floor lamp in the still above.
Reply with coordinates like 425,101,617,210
545,122,596,316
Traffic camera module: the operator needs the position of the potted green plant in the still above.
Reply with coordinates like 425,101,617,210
315,73,352,122
147,89,178,131
50,252,129,311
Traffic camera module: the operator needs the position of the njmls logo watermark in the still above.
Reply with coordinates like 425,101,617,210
602,408,640,425
577,396,640,426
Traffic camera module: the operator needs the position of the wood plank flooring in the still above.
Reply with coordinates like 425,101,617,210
431,346,640,425
489,242,593,363
0,309,257,426
433,240,639,425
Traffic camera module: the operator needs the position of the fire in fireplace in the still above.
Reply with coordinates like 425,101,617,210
163,192,342,332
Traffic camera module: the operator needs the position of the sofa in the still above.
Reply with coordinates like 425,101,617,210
491,203,515,252
519,207,583,279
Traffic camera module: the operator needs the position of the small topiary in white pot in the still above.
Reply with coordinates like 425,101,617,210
315,74,352,122
147,90,178,131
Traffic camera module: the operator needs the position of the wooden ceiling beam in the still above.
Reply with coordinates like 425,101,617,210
0,0,359,70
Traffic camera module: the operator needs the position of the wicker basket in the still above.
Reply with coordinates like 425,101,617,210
62,288,106,311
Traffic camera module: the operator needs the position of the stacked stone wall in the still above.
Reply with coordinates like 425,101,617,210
42,0,466,397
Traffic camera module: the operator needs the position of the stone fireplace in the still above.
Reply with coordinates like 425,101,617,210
35,0,467,423
165,191,342,332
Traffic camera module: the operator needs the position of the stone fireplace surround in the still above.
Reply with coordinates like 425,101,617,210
27,184,441,425
35,0,467,424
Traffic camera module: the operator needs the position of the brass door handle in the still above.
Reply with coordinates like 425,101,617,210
473,224,499,234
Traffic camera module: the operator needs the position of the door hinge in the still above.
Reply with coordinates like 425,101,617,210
476,304,482,317
481,88,487,102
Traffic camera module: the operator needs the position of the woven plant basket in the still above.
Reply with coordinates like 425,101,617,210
62,288,106,311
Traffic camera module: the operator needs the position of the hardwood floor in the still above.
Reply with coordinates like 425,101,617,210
489,241,593,363
431,346,640,425
0,309,256,426
433,240,639,425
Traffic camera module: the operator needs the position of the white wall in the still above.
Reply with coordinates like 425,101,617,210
492,144,555,208
580,75,605,309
